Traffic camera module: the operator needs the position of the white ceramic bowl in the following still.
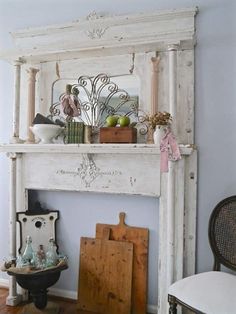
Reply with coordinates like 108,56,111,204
30,124,63,144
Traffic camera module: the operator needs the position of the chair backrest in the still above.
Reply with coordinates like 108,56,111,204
208,195,236,271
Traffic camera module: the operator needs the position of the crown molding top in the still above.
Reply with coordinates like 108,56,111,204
0,7,198,64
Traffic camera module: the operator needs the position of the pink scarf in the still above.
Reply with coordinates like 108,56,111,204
160,127,181,172
61,94,81,117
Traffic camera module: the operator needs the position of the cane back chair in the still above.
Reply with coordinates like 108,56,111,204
168,195,236,314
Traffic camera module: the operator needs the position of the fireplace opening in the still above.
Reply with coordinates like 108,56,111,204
28,189,159,309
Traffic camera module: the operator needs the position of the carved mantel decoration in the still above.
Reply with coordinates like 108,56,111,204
86,11,108,39
0,7,198,314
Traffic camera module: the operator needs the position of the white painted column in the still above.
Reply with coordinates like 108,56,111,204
150,56,160,115
26,68,39,143
6,153,22,306
166,44,179,290
168,45,178,132
157,46,179,314
10,60,23,144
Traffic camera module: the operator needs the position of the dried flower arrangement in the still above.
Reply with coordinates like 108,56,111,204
145,111,172,129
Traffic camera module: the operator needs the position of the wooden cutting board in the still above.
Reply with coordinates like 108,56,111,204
78,228,133,314
96,213,149,314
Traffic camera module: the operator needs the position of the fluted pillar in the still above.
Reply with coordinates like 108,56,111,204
166,44,179,289
26,68,39,143
6,153,22,306
10,60,23,144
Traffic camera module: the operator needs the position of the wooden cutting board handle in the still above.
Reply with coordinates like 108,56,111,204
119,212,127,226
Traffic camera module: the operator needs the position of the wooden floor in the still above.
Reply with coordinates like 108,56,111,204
0,288,94,314
0,288,153,314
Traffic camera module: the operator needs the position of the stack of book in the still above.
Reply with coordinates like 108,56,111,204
65,122,85,144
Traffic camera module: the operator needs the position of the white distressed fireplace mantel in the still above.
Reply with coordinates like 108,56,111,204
0,143,193,197
0,7,198,314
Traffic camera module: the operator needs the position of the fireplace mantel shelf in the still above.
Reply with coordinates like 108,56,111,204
0,143,194,155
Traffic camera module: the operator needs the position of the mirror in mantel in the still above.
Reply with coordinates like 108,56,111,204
49,73,147,142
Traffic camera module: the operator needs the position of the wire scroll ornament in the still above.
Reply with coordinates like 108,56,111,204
49,73,148,139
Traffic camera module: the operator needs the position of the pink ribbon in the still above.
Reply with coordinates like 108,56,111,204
160,127,181,172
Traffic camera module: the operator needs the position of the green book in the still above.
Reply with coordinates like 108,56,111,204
65,122,84,144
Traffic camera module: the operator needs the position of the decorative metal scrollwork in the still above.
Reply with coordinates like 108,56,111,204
49,73,148,139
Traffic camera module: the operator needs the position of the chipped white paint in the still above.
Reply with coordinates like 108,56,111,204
10,60,22,144
0,8,198,313
150,56,160,114
21,152,160,196
161,45,179,311
0,143,194,155
6,153,22,306
86,11,108,39
183,149,197,277
25,68,39,143
0,8,197,64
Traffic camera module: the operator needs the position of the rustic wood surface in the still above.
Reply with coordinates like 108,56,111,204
21,301,60,314
0,287,156,314
96,212,149,314
0,287,95,314
99,127,137,144
78,228,133,314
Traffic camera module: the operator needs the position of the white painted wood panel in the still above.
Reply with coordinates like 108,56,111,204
177,50,195,144
134,52,156,116
158,173,168,313
0,8,197,64
156,50,194,144
0,143,194,155
174,158,185,282
22,153,160,197
184,149,197,277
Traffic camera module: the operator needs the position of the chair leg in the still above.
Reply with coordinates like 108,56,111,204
168,295,177,314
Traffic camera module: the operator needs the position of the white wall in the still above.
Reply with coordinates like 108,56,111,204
0,0,236,307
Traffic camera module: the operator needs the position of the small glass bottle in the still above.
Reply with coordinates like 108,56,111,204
46,238,58,267
16,254,23,268
37,244,46,268
22,235,34,264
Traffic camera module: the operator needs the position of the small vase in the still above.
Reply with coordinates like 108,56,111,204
153,125,167,146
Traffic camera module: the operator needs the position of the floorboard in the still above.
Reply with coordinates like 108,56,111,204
0,288,152,313
0,288,93,314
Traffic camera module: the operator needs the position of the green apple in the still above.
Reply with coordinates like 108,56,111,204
118,116,130,127
106,115,119,127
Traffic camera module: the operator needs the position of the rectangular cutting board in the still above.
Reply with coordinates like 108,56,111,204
96,213,149,314
78,228,133,314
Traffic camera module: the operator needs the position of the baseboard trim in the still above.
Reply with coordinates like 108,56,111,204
147,303,158,313
48,287,77,300
0,278,158,313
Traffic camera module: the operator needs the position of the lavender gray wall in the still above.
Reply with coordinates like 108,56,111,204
0,0,236,306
